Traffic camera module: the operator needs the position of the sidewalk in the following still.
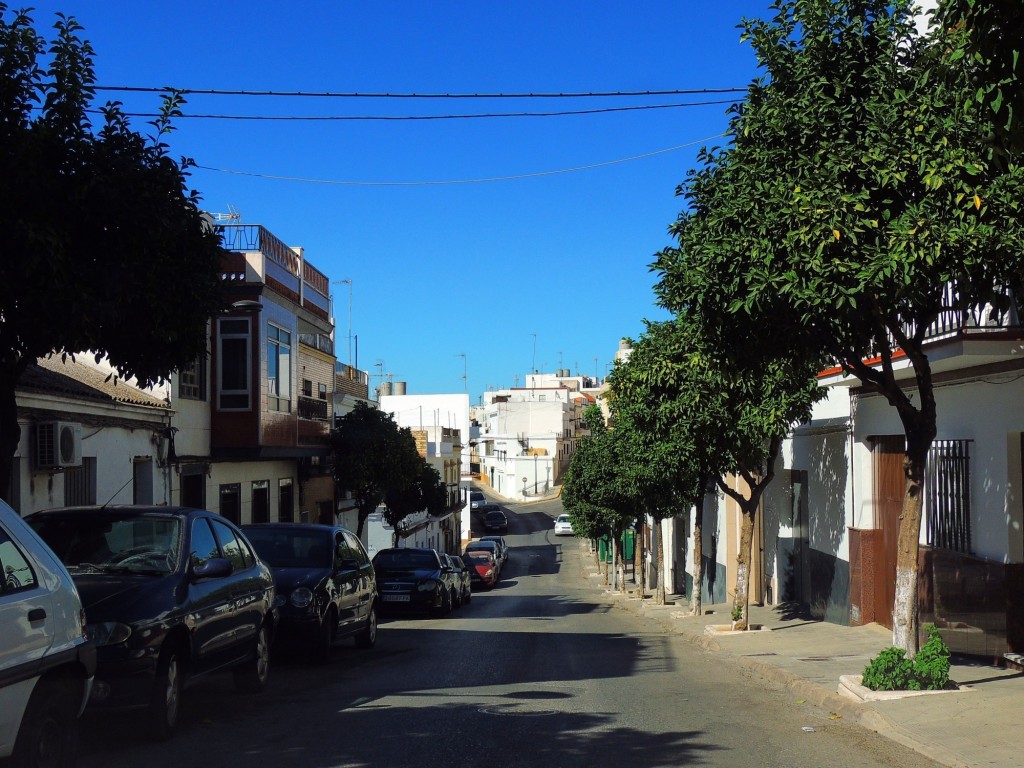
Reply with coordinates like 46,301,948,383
571,542,1022,768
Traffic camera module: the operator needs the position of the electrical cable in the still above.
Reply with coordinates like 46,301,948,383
94,86,747,99
86,99,739,122
193,134,728,186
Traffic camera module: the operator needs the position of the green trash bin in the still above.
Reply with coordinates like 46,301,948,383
598,535,611,562
621,529,635,562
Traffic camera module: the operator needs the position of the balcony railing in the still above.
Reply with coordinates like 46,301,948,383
298,395,329,421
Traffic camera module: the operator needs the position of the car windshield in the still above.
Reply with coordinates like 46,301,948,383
31,514,182,574
557,515,570,523
373,550,438,570
244,528,332,568
485,512,504,520
464,552,493,564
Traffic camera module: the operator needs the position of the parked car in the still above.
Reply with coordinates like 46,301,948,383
463,540,502,578
242,523,377,662
462,550,498,589
27,505,276,740
482,509,508,533
477,535,509,566
372,548,457,616
446,554,473,606
470,491,486,510
554,514,574,536
1,499,96,768
478,502,501,515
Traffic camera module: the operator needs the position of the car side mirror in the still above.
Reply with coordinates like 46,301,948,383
191,557,232,582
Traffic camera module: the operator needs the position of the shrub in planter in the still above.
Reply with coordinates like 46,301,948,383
862,625,951,691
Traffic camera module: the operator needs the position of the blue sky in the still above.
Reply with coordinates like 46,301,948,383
22,1,773,402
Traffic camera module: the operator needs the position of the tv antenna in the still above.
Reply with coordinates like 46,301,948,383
210,204,242,223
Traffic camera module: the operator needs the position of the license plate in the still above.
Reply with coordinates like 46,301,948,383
382,594,410,602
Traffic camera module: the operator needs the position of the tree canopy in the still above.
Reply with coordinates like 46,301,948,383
0,6,227,499
332,402,441,538
652,0,1024,651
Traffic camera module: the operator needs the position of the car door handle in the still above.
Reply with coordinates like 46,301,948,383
28,608,46,622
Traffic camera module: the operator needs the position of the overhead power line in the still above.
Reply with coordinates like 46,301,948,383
193,134,728,186
94,86,746,99
91,99,739,122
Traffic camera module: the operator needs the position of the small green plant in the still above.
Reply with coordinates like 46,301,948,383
862,625,952,691
731,604,743,623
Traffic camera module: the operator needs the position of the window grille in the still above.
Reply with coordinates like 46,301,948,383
925,439,972,553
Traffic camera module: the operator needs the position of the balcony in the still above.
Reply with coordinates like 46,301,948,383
298,395,329,421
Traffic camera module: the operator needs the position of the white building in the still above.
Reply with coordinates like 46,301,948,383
476,376,590,501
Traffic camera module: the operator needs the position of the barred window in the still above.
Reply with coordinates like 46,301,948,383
925,439,972,553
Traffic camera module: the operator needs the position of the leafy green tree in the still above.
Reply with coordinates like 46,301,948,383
0,6,227,500
332,402,426,538
608,319,719,611
562,405,633,587
655,0,1024,652
934,0,1024,160
385,459,448,546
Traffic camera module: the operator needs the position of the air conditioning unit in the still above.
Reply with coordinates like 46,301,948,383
36,422,83,469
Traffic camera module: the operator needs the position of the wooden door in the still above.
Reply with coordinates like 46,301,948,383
872,436,905,630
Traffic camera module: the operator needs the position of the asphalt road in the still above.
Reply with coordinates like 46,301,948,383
76,499,936,768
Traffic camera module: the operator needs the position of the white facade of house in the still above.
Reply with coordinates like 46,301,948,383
11,356,173,515
380,392,471,477
476,385,586,501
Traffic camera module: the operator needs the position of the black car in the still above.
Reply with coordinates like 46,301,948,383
242,524,378,662
482,509,508,533
372,548,457,616
27,506,276,740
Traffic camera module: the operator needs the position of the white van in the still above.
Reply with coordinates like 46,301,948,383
0,499,95,767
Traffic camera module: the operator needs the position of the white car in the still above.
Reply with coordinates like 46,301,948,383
554,514,574,536
0,499,95,767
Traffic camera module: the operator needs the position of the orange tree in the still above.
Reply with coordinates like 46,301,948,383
0,6,226,499
654,0,1024,653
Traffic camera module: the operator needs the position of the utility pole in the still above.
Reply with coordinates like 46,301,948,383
333,279,353,366
456,352,467,393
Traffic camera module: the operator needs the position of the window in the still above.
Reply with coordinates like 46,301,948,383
219,483,241,525
0,529,37,594
318,382,327,401
925,440,972,553
268,323,292,412
302,378,313,397
179,355,207,401
180,467,205,508
211,519,252,572
190,518,219,569
252,480,269,524
218,318,251,410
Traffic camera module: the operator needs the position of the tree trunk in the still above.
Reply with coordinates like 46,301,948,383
602,537,610,586
612,534,621,591
637,518,647,596
733,507,757,631
893,436,930,657
653,517,665,605
691,499,704,617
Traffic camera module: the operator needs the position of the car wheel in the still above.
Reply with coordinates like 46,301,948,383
234,623,270,693
355,605,377,649
11,678,78,768
315,608,337,664
451,587,461,609
430,589,450,618
148,644,183,741
464,587,472,604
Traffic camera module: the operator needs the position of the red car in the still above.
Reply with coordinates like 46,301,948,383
463,550,497,589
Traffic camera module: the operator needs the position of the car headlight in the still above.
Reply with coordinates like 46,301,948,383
290,587,314,608
485,569,494,577
417,579,438,592
86,622,132,646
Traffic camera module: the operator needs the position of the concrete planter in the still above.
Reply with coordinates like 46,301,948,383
838,674,967,702
703,623,771,636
